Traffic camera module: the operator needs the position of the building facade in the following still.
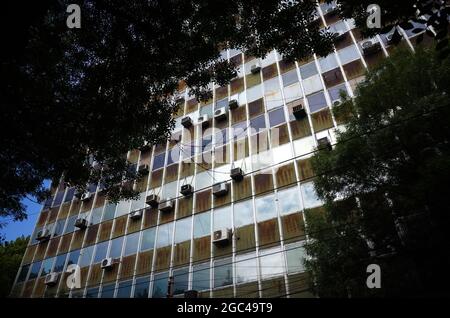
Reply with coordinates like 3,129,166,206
11,1,429,298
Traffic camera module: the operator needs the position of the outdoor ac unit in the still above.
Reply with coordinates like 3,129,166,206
293,104,307,120
138,163,149,175
214,107,227,121
250,63,261,74
146,194,160,208
317,137,332,151
198,114,209,128
181,116,193,128
386,31,401,44
44,272,59,286
228,99,239,110
74,217,88,230
159,199,174,213
101,257,114,270
81,192,92,201
361,39,381,56
36,228,51,242
230,167,244,181
184,290,198,299
213,228,232,246
333,100,342,107
129,209,143,220
180,184,193,196
213,182,229,197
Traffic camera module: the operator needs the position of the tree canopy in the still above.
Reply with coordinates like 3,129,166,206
305,46,450,297
0,236,29,297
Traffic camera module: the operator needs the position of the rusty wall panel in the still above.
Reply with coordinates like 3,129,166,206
231,106,247,124
136,175,148,193
335,32,353,50
322,68,344,89
288,272,314,297
58,202,71,220
235,224,256,253
195,190,211,213
58,233,72,254
258,219,280,248
69,230,84,251
236,281,259,298
34,241,49,261
233,176,252,201
98,220,113,242
150,169,163,189
136,250,153,275
276,163,296,188
180,161,195,179
186,98,199,113
46,237,61,258
214,145,230,167
165,163,178,183
213,190,231,208
248,99,264,118
297,158,314,181
251,131,269,154
143,208,158,229
85,224,99,246
22,279,35,298
212,287,234,298
254,173,274,195
274,123,290,145
31,277,46,298
193,236,211,263
282,213,305,243
160,206,175,224
94,195,106,209
213,240,232,258
112,215,127,238
311,108,334,132
37,210,49,227
177,197,193,219
230,77,244,95
173,241,190,267
80,198,94,213
343,59,365,80
233,137,249,160
290,118,311,140
102,264,119,283
48,206,59,223
23,245,37,264
127,216,142,234
246,72,261,89
139,148,152,165
154,246,171,272
88,263,103,286
261,277,286,298
69,200,81,216
119,254,137,280
279,59,296,73
262,63,278,81
215,86,228,101
80,266,90,287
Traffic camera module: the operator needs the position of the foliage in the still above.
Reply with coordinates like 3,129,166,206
0,236,29,297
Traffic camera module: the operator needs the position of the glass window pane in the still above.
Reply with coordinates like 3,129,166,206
116,280,133,298
140,228,156,251
319,53,338,73
233,199,254,227
338,44,360,65
250,114,266,133
259,246,285,278
246,84,263,103
200,104,213,117
64,215,77,234
93,241,109,264
175,217,192,244
90,207,103,225
299,62,318,79
303,74,323,95
173,267,189,295
67,249,81,267
194,211,211,238
124,232,140,256
236,252,258,284
286,241,306,274
53,254,67,272
195,171,213,190
328,83,348,102
100,283,115,298
103,203,116,221
79,245,94,268
278,187,301,215
282,69,299,87
255,193,277,222
155,223,173,248
109,236,124,259
134,276,150,298
213,206,232,232
264,77,283,110
307,91,328,113
17,265,30,283
301,182,323,209
53,219,66,237
29,261,42,280
86,287,99,298
192,262,210,291
152,152,166,171
152,272,169,298
41,257,55,276
268,107,286,127
214,258,233,288
284,83,302,104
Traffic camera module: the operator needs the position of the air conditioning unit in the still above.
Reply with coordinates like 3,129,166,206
361,39,381,56
230,167,244,181
74,217,88,230
214,107,227,121
138,163,149,175
129,209,143,220
228,99,239,110
333,100,342,107
386,31,401,44
146,194,160,208
81,192,92,202
198,114,209,128
44,272,59,286
213,182,229,197
181,116,193,128
184,290,198,298
159,199,174,213
180,184,193,196
317,137,332,151
250,63,261,74
213,228,232,246
36,228,51,242
101,258,114,270
292,103,307,120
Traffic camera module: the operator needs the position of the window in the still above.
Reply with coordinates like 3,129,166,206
17,265,30,283
31,226,42,244
53,219,66,237
236,252,258,284
193,211,210,238
215,98,229,111
307,91,328,113
124,232,140,256
41,257,55,276
90,207,103,225
116,280,133,298
319,53,338,73
299,62,318,79
155,222,173,248
302,74,323,95
338,44,360,65
109,236,124,259
278,187,301,215
86,287,99,298
167,146,181,165
173,267,189,295
233,199,254,227
152,272,169,298
214,128,229,146
93,241,108,264
264,77,283,110
255,193,277,222
134,276,150,298
53,254,67,272
268,107,286,127
282,69,299,87
301,182,323,209
116,199,131,217
103,203,116,221
100,283,115,298
161,181,177,200
250,114,266,133
79,245,94,268
259,246,285,278
232,121,248,141
152,152,166,171
286,241,306,274
130,192,146,212
195,171,212,190
214,258,233,288
272,144,293,164
192,262,210,291
200,104,213,117
64,215,77,234
246,84,263,103
213,206,232,232
140,228,156,251
328,83,348,102
66,249,81,267
175,217,192,244
284,83,302,104
29,261,42,280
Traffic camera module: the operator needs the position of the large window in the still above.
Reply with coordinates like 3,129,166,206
124,232,140,256
102,203,116,221
40,257,55,276
301,182,322,209
109,236,124,259
246,84,263,103
64,215,78,234
155,222,173,248
214,258,233,288
193,211,210,238
134,276,150,298
195,171,213,190
328,83,348,102
278,187,301,215
152,272,169,298
85,287,99,298
140,228,156,251
255,193,277,222
100,283,115,298
299,61,318,79
259,246,285,278
264,77,283,110
66,249,81,267
162,181,177,200
213,206,232,232
174,217,192,244
250,114,267,133
79,245,94,268
236,252,258,284
17,265,30,282
233,199,254,227
116,280,133,298
319,53,338,73
192,262,210,291
53,254,67,272
93,241,109,264
29,261,42,280
268,107,286,127
90,206,103,225
152,152,166,171
53,219,66,237
282,69,299,87
285,241,306,274
338,44,360,65
173,267,189,295
307,91,328,113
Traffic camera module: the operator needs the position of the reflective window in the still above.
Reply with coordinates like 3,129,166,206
100,283,115,298
29,261,42,280
130,192,146,212
116,280,133,298
192,262,210,291
103,203,116,221
259,246,285,278
173,267,189,295
286,241,306,274
86,287,99,298
175,217,192,244
53,219,66,237
155,222,173,248
213,206,232,232
53,254,67,272
246,84,263,103
278,187,301,215
152,152,166,171
134,276,150,298
214,258,233,288
299,61,318,79
93,241,109,264
162,181,177,200
328,83,348,102
167,147,181,165
193,211,211,238
338,44,360,64
200,104,213,117
64,215,77,234
79,245,94,268
232,121,248,141
41,257,55,276
17,265,30,283
140,228,156,251
307,91,328,113
152,272,169,298
268,107,286,127
282,69,299,87
255,193,277,222
215,98,229,111
109,236,124,259
90,207,103,225
301,182,323,209
124,232,140,256
236,252,258,284
116,200,131,217
250,114,266,133
233,199,254,227
319,53,338,73
195,171,213,190
264,77,283,110
284,83,302,104
67,249,81,267
302,74,323,95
